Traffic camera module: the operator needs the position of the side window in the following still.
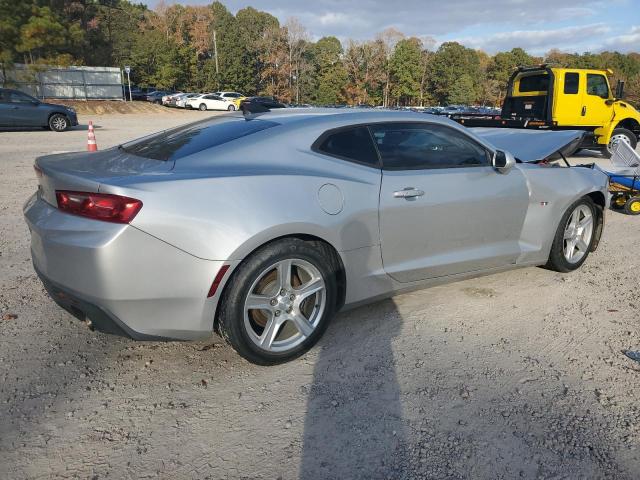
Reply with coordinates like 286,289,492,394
587,74,609,99
564,72,579,94
203,95,213,100
8,91,33,103
316,126,380,166
368,123,490,170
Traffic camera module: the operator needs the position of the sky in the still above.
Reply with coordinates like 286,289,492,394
155,0,640,55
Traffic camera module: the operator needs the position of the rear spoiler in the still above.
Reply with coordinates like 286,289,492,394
471,128,586,163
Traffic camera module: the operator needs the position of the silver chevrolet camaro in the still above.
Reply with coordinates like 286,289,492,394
24,110,609,364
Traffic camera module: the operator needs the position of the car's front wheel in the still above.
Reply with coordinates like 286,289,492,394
199,103,207,111
546,197,596,272
48,114,69,132
227,104,236,111
217,238,337,365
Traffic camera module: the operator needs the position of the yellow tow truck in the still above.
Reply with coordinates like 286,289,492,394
452,65,640,157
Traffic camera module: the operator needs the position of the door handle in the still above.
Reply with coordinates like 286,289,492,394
393,188,424,199
581,106,586,116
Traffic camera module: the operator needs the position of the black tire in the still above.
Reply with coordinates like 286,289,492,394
603,128,637,158
611,193,627,210
546,197,597,273
217,238,338,365
199,103,207,111
624,197,640,215
227,104,236,111
48,113,69,132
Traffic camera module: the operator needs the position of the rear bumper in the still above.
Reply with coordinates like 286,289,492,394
35,265,165,339
24,193,225,340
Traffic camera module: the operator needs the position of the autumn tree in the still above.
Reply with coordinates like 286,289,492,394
428,41,481,105
389,37,423,106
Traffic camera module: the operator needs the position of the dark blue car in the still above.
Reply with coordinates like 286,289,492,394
0,88,79,132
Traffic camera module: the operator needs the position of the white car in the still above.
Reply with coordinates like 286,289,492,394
213,91,245,102
187,94,237,111
175,93,201,108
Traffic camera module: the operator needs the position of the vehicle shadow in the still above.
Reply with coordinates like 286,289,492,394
0,124,96,133
299,299,411,479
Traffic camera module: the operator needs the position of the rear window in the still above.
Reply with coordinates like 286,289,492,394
120,116,279,161
518,74,549,93
316,126,380,166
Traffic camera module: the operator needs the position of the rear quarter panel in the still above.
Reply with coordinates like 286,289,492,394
104,137,383,261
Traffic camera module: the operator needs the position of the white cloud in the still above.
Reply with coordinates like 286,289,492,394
602,26,640,52
454,23,612,54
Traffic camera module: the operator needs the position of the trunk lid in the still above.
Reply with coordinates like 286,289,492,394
35,148,173,206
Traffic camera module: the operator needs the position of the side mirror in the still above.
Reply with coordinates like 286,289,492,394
615,80,625,99
492,150,516,174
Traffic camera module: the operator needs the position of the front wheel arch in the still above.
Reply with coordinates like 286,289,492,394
585,192,605,252
213,234,346,336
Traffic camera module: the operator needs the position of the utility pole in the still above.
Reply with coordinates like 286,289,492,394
213,29,219,88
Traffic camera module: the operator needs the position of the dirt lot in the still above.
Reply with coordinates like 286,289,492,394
1,112,640,479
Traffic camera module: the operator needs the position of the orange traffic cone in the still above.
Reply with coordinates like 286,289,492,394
87,121,98,152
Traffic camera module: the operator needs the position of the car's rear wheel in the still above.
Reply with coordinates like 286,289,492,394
227,104,236,111
199,103,207,111
217,238,337,365
546,197,596,272
604,128,637,158
48,114,69,132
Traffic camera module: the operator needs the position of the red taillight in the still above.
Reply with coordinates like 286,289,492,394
55,190,143,224
207,265,230,298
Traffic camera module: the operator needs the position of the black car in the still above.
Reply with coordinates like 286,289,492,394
0,88,78,132
239,96,287,113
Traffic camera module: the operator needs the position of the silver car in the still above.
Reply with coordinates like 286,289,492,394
24,110,608,364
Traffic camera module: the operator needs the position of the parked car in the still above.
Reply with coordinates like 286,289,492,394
145,90,174,104
186,93,237,111
0,88,78,132
162,92,185,107
25,109,609,364
240,96,287,112
131,87,154,101
175,93,201,108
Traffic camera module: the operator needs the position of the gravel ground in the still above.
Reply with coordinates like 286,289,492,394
1,112,640,479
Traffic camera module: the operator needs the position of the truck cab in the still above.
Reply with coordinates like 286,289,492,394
453,65,640,157
502,66,640,155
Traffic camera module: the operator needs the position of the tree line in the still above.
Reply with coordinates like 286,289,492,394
2,0,640,106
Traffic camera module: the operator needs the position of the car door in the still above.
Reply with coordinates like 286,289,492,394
5,90,42,126
578,72,613,127
375,122,529,283
209,95,228,110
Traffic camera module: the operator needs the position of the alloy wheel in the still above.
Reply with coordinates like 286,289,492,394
243,258,326,352
563,204,594,263
51,116,67,131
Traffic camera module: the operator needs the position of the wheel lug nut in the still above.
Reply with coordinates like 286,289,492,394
286,307,292,313
275,310,281,316
289,294,295,300
280,289,286,295
270,299,277,306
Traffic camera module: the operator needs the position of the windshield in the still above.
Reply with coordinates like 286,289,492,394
120,116,279,161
